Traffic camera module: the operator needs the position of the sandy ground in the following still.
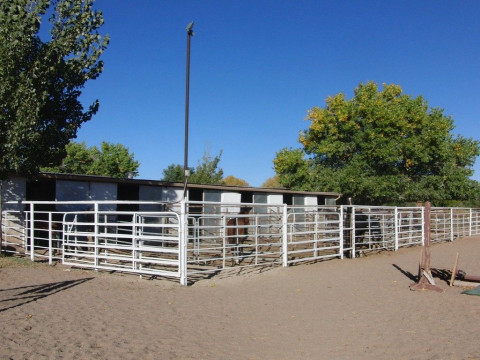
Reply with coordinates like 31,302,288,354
1,237,479,360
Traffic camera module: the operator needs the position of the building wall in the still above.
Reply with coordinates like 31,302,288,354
56,180,117,211
1,176,26,211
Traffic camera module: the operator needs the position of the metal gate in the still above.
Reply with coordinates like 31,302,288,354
62,210,183,280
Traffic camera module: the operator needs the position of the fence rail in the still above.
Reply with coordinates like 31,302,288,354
2,200,479,285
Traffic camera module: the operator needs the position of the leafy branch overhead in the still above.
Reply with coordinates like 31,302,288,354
274,82,480,205
0,0,109,179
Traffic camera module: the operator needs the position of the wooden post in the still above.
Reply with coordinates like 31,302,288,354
450,253,459,287
410,202,443,292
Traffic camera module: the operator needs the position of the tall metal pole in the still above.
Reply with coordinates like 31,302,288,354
184,22,194,199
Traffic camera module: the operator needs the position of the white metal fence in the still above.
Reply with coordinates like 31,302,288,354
2,200,480,285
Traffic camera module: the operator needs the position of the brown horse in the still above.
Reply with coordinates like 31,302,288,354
226,206,252,264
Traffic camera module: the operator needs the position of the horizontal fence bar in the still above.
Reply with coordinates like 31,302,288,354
2,200,480,285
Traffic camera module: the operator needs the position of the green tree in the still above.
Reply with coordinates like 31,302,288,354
90,142,140,179
189,151,224,185
42,141,94,174
42,141,140,178
161,151,225,185
0,0,109,179
261,175,282,189
0,0,108,249
274,82,480,205
223,175,249,187
161,164,186,183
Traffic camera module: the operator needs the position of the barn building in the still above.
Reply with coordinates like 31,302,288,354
1,172,341,211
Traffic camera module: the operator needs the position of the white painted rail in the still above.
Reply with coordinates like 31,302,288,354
2,200,479,285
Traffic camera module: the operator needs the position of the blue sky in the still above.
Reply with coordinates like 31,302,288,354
74,0,480,187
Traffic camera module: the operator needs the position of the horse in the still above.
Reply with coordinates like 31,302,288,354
226,206,252,265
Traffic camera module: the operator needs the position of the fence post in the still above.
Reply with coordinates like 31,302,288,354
29,203,35,261
421,206,425,246
469,208,472,237
394,207,399,251
48,212,53,265
351,206,356,259
94,203,99,270
339,206,344,259
450,208,454,242
282,204,288,267
179,199,188,286
222,215,226,269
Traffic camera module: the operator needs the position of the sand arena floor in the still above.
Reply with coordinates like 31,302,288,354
1,236,479,360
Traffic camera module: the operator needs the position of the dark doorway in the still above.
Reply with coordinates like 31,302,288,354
283,194,293,206
241,192,253,204
117,183,139,212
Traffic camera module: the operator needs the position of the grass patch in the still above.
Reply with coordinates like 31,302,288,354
0,255,44,269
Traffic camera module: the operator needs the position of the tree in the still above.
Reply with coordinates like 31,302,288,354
161,151,225,185
0,0,108,250
161,164,186,183
274,82,480,205
189,151,224,185
0,0,109,180
42,141,94,174
223,175,249,187
89,142,140,179
261,175,282,189
42,141,140,178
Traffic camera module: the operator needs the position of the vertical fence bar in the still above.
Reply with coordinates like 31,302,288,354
421,206,425,246
132,212,137,273
351,206,356,259
254,215,258,266
282,204,288,267
222,215,226,269
48,212,53,264
29,203,35,261
94,203,99,270
469,208,472,237
394,207,399,251
450,208,454,242
339,206,344,259
179,199,188,286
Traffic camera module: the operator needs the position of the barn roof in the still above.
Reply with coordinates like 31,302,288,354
38,172,341,198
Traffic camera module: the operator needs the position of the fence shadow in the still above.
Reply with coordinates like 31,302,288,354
186,264,278,285
0,277,94,313
392,264,417,282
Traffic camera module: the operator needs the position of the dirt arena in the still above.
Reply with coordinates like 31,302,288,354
1,236,479,360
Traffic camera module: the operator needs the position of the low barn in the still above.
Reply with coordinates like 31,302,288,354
1,172,341,211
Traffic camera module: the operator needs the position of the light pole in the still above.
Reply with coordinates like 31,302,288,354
184,22,194,199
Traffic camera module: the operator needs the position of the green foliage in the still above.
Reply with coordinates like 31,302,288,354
261,175,282,189
223,175,249,187
42,141,140,178
0,0,109,180
274,82,480,205
190,151,224,185
161,164,186,183
162,151,225,185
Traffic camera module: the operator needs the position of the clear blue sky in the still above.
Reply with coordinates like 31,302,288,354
75,0,480,187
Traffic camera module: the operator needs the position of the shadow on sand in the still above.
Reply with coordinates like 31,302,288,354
0,277,94,312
